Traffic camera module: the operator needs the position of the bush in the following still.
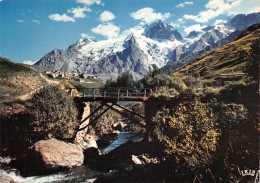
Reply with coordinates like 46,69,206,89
201,99,259,182
150,97,220,171
28,85,79,142
0,103,32,156
87,102,121,140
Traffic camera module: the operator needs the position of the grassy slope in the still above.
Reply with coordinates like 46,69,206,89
174,25,260,83
0,57,47,100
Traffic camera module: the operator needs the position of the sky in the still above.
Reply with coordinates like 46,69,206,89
0,0,259,64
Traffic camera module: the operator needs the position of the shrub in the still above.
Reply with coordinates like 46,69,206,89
0,103,32,156
151,97,220,171
87,102,121,140
28,85,79,142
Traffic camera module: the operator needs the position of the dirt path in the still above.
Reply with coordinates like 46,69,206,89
39,73,60,85
17,74,60,101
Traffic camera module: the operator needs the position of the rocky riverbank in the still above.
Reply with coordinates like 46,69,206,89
0,118,153,183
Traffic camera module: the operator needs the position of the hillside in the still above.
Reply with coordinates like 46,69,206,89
174,24,260,85
0,57,47,101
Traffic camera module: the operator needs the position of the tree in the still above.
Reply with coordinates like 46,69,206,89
28,85,79,142
106,72,140,88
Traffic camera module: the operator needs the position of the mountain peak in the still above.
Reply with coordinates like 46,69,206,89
226,12,260,30
35,13,260,82
187,30,203,39
144,20,183,41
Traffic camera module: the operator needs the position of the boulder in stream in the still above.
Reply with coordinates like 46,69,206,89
32,138,84,170
131,155,145,165
82,134,101,164
81,134,99,150
112,122,125,131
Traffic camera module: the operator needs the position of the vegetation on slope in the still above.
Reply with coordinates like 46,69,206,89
141,24,259,182
0,85,79,156
174,23,260,85
0,57,47,101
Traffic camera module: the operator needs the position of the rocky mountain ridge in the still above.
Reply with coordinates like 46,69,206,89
35,13,260,81
174,23,260,83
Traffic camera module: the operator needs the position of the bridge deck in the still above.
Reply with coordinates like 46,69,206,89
72,88,155,102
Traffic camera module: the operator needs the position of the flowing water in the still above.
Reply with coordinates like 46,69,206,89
101,122,143,154
0,121,143,183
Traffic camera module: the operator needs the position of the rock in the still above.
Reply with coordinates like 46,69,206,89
95,141,146,170
95,170,119,183
74,102,90,149
84,147,100,164
139,155,160,164
0,176,14,183
33,138,84,170
81,134,99,150
131,155,145,165
75,126,102,166
81,134,100,164
0,156,14,165
85,178,97,183
112,130,120,134
112,122,125,131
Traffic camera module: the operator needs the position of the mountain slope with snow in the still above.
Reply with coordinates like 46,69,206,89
35,13,260,81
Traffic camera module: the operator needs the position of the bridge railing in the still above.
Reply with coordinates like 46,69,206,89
77,88,155,98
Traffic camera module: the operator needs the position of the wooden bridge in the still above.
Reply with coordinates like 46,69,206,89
72,87,156,132
74,88,156,102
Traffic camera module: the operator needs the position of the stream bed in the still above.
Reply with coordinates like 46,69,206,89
0,121,143,183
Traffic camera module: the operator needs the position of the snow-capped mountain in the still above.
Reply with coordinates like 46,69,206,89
144,20,183,41
35,13,260,81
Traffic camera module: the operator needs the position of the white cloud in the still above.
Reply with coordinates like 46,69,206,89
214,19,227,25
17,20,23,23
49,14,75,22
176,1,194,8
185,2,194,5
169,22,181,28
169,18,185,28
121,25,144,37
184,24,207,34
80,33,95,39
49,0,102,23
81,33,88,38
183,0,260,23
176,3,185,8
99,11,115,22
91,23,120,39
130,7,171,24
23,60,36,65
32,19,40,24
76,0,101,5
0,0,3,2
227,0,260,15
68,6,91,18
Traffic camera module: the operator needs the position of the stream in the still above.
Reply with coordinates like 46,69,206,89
0,121,143,183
